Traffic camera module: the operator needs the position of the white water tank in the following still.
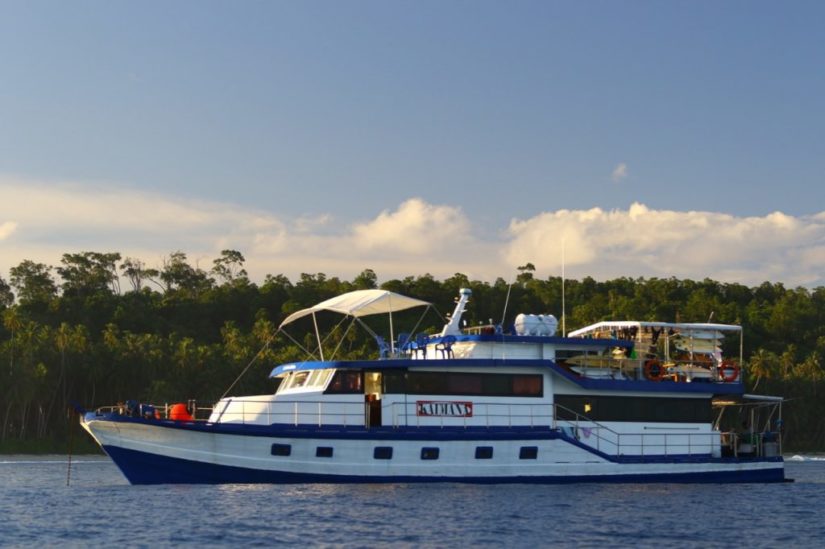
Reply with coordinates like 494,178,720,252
514,313,558,336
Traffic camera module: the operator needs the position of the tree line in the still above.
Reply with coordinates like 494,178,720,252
1,252,823,451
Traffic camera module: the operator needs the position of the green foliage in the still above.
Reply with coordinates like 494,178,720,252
0,276,13,309
57,252,122,297
9,260,57,313
2,251,825,451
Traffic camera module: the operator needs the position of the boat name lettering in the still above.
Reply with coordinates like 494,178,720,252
416,400,473,417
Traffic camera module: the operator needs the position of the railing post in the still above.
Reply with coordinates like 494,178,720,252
318,402,322,427
293,401,298,426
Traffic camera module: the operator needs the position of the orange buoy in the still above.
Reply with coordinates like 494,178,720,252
643,359,665,381
719,361,740,382
169,402,194,421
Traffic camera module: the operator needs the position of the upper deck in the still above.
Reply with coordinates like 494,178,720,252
271,288,745,393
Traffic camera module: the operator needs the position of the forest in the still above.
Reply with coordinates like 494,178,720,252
1,250,824,452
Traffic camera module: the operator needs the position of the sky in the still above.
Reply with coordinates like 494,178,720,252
2,1,825,288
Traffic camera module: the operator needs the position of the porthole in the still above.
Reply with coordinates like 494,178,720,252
271,443,291,456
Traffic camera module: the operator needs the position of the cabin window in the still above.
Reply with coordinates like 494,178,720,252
383,370,407,393
512,375,542,396
475,446,493,459
307,369,324,386
373,446,393,460
271,443,291,456
519,446,538,460
275,373,291,392
483,375,512,395
554,395,712,423
315,368,334,389
325,370,363,394
420,447,440,460
410,373,442,394
448,375,483,394
316,446,334,458
555,349,584,360
402,372,543,398
287,371,310,390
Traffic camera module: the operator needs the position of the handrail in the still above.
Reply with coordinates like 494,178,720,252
93,398,778,458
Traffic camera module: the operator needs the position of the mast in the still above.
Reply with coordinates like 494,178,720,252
561,237,566,337
441,288,472,336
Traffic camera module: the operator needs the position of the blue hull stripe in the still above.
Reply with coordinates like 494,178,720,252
91,414,783,466
102,445,786,485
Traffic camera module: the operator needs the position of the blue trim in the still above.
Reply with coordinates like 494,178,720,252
101,444,786,485
268,357,743,395
93,413,573,441
92,413,782,468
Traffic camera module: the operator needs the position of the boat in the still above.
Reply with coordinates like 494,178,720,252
80,288,786,484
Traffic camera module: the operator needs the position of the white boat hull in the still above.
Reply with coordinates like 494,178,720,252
82,414,785,484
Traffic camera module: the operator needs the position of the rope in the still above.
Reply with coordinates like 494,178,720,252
219,328,282,400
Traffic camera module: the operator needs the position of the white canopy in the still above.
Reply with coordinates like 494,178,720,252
279,289,431,328
568,320,742,337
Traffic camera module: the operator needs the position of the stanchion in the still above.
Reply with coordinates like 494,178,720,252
66,407,74,487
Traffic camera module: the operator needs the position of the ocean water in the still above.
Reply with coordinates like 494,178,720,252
1,455,824,548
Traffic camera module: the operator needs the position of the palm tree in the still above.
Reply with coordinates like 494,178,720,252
748,348,777,392
2,307,22,375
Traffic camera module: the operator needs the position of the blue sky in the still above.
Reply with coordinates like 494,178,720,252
2,1,824,287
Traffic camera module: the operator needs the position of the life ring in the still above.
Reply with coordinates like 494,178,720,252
644,359,664,381
719,361,740,382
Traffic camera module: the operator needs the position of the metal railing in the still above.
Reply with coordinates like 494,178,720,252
94,398,778,459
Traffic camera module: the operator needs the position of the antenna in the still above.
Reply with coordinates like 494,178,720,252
561,237,566,337
501,281,513,327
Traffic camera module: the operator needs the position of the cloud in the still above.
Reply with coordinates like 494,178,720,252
294,214,332,234
352,198,471,254
504,202,825,286
0,221,17,240
2,175,825,288
0,175,288,276
611,163,628,182
0,177,496,282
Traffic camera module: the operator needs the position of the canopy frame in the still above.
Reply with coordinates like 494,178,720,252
279,289,434,361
